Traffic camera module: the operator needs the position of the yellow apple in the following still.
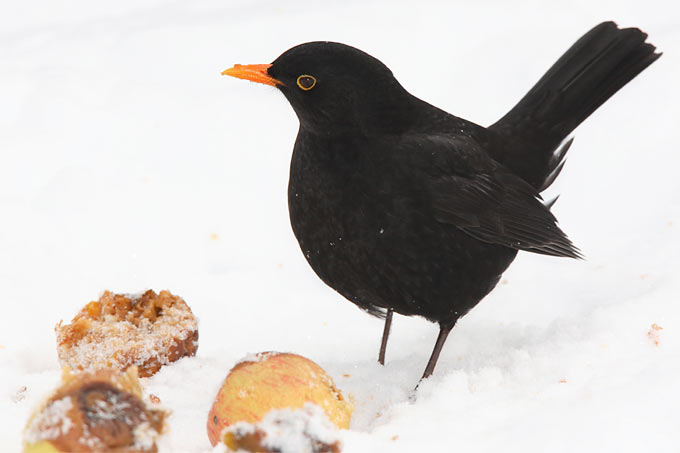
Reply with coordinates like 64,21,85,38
207,352,352,447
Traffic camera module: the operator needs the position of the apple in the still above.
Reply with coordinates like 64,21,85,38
207,352,352,447
23,367,166,453
222,404,342,452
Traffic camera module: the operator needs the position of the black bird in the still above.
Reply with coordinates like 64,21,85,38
223,22,659,381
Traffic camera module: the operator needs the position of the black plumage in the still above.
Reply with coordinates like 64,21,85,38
223,22,659,382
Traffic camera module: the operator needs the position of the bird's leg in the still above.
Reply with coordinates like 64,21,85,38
378,308,394,365
420,321,456,380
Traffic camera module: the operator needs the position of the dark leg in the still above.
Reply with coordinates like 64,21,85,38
420,321,455,380
378,308,394,365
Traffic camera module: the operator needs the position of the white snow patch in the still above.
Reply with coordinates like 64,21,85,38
225,403,341,453
1,1,678,452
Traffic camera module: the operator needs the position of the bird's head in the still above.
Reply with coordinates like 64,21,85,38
223,42,416,136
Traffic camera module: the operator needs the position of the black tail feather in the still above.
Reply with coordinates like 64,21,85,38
490,22,660,191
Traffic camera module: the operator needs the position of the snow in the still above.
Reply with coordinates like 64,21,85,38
1,0,679,452
23,397,73,444
224,403,341,452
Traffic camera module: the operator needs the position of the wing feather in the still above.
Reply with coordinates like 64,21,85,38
428,166,582,259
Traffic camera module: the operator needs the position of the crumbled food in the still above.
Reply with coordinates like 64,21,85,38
23,367,167,452
56,290,198,377
13,386,27,403
648,323,663,346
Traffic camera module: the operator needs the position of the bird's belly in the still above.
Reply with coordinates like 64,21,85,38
288,180,517,323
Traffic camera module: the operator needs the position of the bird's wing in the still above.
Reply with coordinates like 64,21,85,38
412,136,581,259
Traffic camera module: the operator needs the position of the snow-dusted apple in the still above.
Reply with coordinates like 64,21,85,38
207,352,352,447
222,404,342,452
23,367,166,453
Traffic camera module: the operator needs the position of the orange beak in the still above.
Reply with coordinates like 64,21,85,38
221,64,283,86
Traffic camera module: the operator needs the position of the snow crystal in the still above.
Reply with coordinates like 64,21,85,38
133,421,160,450
225,403,341,453
235,351,278,365
24,397,73,443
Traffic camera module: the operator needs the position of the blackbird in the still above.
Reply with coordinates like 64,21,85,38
223,22,659,381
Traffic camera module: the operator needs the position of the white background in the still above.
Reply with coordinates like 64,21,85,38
1,1,678,451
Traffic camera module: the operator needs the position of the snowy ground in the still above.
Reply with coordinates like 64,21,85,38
1,1,679,451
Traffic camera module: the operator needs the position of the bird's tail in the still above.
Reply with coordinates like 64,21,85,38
489,21,660,191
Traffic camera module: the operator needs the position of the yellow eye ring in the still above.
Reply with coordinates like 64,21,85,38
297,75,317,91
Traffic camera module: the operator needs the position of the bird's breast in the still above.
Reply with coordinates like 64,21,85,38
285,132,517,320
288,139,380,258
287,135,400,293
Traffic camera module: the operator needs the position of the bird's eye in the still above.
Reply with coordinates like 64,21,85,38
297,75,316,91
